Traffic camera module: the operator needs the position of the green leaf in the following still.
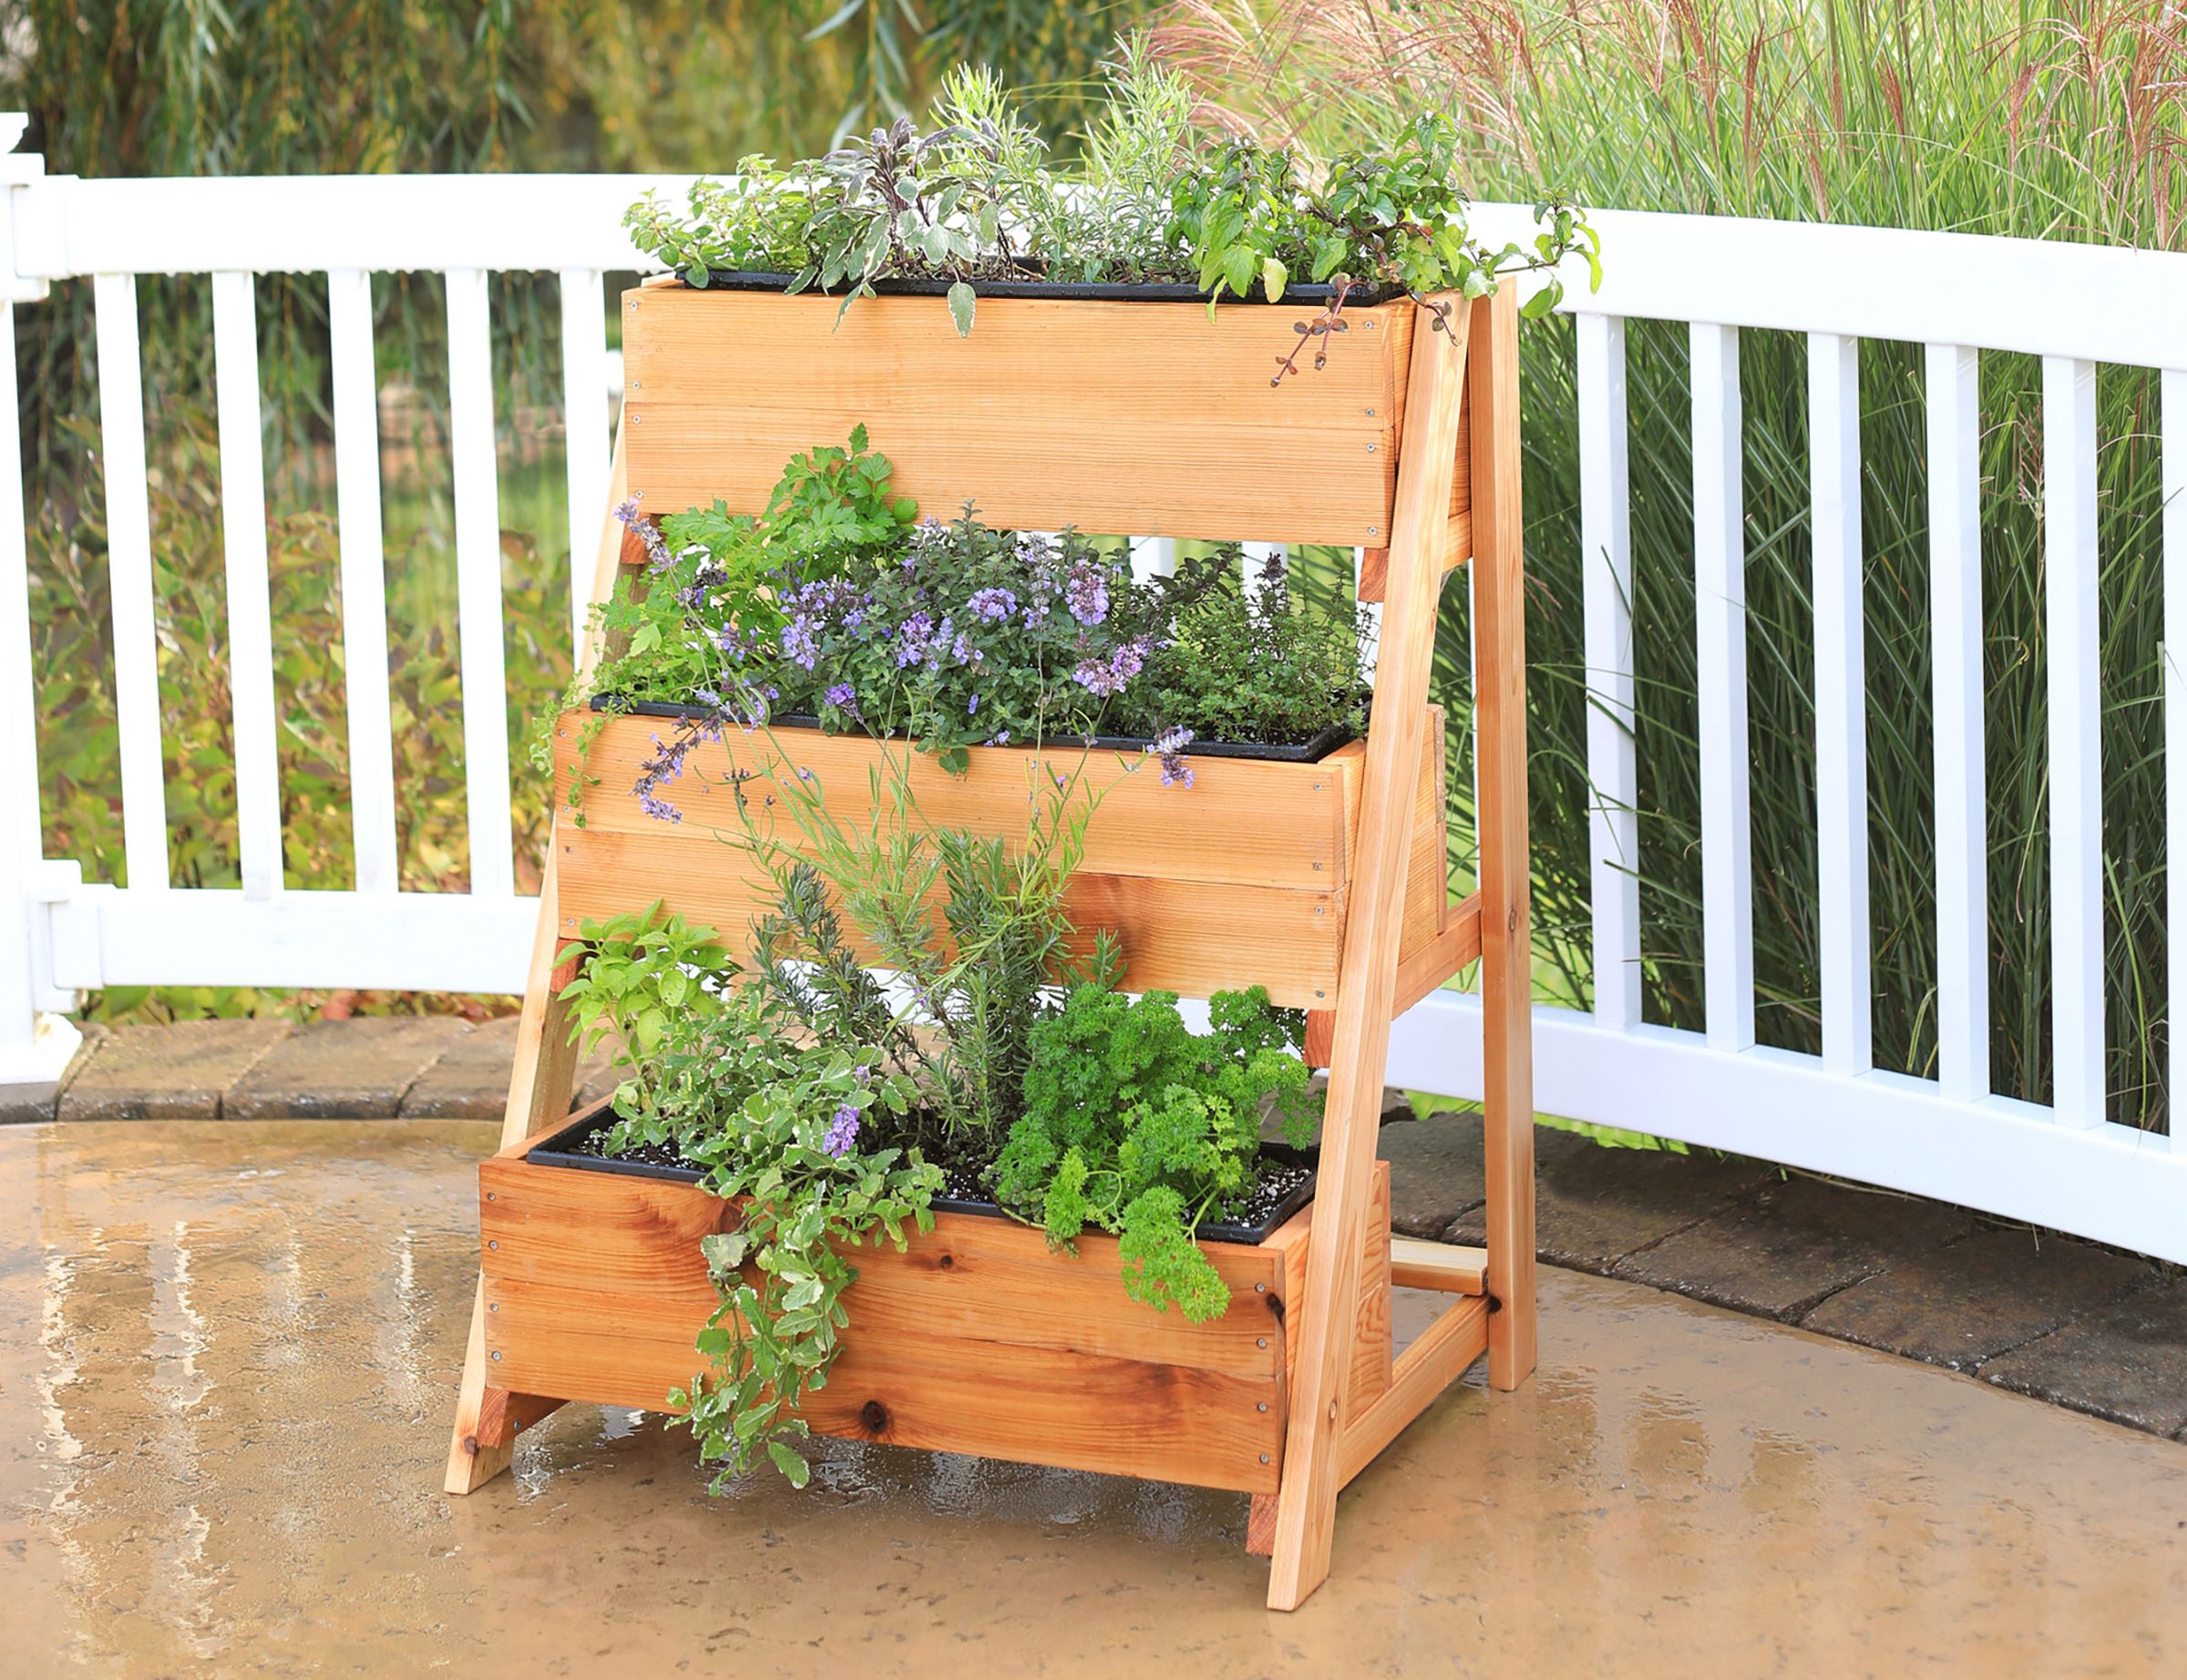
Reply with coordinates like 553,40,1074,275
766,1440,813,1486
946,281,976,338
1260,256,1289,302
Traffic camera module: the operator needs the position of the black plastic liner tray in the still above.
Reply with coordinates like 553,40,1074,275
589,696,1360,764
693,269,1406,308
526,1108,1319,1247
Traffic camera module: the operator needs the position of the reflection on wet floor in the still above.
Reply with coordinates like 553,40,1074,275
3,1119,2184,1678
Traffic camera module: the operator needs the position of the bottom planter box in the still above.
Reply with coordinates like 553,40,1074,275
478,1108,1396,1495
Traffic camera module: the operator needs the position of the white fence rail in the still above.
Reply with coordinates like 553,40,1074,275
1,138,2183,1265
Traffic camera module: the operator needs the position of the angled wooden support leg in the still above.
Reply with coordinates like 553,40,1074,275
1267,298,1472,1613
444,847,585,1494
445,412,629,1497
1469,283,1537,1391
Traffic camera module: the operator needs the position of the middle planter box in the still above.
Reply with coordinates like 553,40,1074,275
550,707,1450,1010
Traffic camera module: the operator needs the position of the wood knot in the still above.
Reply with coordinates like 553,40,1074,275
861,1400,889,1433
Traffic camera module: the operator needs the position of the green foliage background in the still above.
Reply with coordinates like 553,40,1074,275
1161,0,2184,1129
4,0,1142,1019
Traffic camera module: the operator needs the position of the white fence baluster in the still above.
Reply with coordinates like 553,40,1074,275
210,271,282,901
1128,535,1176,583
93,273,169,892
2168,367,2187,1142
2044,355,2106,1127
1692,323,1755,1050
329,269,398,896
559,268,610,650
447,269,515,900
1580,313,1639,1028
1928,344,1990,1102
1811,333,1873,1073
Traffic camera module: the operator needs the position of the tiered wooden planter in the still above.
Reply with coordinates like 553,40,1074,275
445,279,1537,1613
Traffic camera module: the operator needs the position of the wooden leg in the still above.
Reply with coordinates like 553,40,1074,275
1266,299,1471,1613
443,848,583,1494
1470,283,1537,1392
444,411,631,1496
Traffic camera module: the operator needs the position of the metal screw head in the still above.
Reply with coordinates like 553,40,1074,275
487,1239,498,1250
488,1303,498,1313
1257,1337,1268,1348
1254,1282,1267,1293
490,1350,501,1362
1366,444,1377,454
1257,1402,1269,1413
1259,1453,1270,1464
1365,407,1376,416
486,1192,497,1202
1315,989,1325,999
1368,526,1379,536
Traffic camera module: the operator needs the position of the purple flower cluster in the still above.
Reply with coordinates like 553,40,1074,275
967,586,1018,622
614,497,673,572
1072,636,1150,698
1065,558,1110,628
632,715,728,822
822,1102,860,1158
824,681,857,714
1149,724,1195,789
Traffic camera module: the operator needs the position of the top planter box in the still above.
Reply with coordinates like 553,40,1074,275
621,281,1472,550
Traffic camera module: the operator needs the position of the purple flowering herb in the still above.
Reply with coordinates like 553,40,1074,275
1150,724,1196,790
1065,560,1109,628
781,615,819,671
824,681,857,714
968,692,980,715
614,496,673,572
968,586,1018,622
822,1103,860,1159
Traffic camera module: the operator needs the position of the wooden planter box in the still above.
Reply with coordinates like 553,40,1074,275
451,279,1536,1614
478,1111,1422,1496
552,711,1453,1010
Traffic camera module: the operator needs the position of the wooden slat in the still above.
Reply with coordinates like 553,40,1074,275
558,824,1343,1007
2166,368,2187,1132
622,288,1414,545
1302,893,1480,1068
210,270,283,901
1691,321,1755,1050
1811,331,1874,1075
1356,384,1473,602
1336,1294,1489,1486
560,715,1351,892
447,267,515,899
2044,353,2107,1129
560,267,611,652
1471,282,1536,1399
329,268,399,896
1268,293,1469,1613
1926,344,1990,1103
1388,1237,1488,1295
473,1387,562,1450
481,1156,1288,1378
1579,312,1639,1029
92,271,169,892
1258,1161,1393,1394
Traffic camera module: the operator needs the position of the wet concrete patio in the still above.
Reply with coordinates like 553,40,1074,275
4,1119,2184,1678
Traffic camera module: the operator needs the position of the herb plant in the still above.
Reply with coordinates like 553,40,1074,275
993,985,1319,1322
1120,548,1369,748
623,54,1598,365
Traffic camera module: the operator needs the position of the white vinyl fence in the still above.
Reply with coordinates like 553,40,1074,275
1,124,2183,1263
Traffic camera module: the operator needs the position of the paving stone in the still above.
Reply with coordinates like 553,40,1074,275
1447,1126,1773,1272
1377,1108,1486,1238
1801,1227,2159,1370
398,1017,519,1119
0,1024,108,1123
224,1017,470,1120
1611,1173,1977,1321
1979,1278,2187,1436
57,1019,293,1121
